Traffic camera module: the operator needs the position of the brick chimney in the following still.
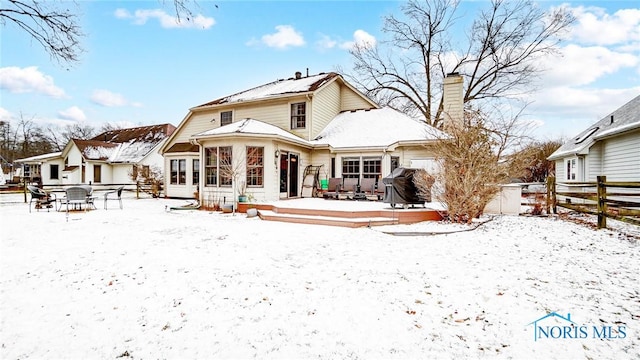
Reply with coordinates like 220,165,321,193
295,71,302,79
442,72,464,129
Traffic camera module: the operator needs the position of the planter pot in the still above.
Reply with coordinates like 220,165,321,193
222,204,234,213
246,208,258,218
238,195,248,203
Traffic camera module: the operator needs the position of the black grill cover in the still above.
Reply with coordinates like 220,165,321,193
382,167,427,206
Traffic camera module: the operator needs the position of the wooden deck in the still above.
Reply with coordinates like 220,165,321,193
238,198,444,228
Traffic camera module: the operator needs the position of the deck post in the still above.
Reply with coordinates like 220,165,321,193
597,176,607,229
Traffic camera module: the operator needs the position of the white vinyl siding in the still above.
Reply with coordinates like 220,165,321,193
311,81,341,140
170,111,218,144
601,129,640,181
341,87,374,111
586,142,603,181
555,160,565,182
235,101,289,130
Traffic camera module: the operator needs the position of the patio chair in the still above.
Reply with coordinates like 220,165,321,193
61,186,91,213
339,177,359,200
359,177,377,201
322,178,342,200
80,185,96,209
104,185,124,210
27,185,56,213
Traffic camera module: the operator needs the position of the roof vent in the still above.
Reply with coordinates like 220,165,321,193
295,71,302,79
610,115,614,124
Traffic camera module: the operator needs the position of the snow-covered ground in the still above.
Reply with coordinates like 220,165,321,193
1,192,639,359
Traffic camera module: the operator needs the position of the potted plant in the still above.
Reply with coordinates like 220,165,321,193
238,181,248,203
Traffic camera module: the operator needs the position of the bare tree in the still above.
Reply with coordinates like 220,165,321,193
518,139,563,182
415,108,532,223
62,122,95,141
345,0,574,127
0,0,83,64
1,0,205,66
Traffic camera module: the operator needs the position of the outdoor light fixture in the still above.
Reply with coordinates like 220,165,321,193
275,149,280,158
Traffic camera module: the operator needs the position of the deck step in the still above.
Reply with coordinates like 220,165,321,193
257,210,398,228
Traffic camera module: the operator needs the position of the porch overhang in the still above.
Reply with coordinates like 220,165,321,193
192,132,313,149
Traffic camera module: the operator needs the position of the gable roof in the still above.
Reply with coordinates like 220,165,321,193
312,107,446,150
14,152,63,163
548,95,640,160
193,118,312,148
91,124,176,143
68,124,176,163
195,72,341,108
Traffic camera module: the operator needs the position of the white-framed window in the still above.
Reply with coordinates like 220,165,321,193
246,146,264,187
291,102,306,129
170,159,187,184
566,158,577,181
342,157,360,179
205,146,232,187
221,111,233,126
50,164,59,180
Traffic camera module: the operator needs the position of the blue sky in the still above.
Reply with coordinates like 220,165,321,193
1,1,639,141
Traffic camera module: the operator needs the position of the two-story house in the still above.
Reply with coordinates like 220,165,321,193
161,71,457,202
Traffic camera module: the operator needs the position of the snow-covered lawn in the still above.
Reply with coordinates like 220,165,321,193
1,193,639,359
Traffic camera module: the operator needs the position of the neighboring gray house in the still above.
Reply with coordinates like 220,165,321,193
548,95,640,182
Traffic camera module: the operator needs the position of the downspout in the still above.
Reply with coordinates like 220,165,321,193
306,94,312,141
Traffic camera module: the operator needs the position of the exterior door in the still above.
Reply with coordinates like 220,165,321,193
289,153,298,197
279,152,299,198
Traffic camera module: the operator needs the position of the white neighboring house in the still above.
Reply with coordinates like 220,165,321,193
15,124,176,186
548,94,640,182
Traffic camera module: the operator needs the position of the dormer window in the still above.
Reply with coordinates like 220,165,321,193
291,102,306,129
221,111,233,126
575,127,598,144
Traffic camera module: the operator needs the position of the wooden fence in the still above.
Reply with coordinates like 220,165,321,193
547,176,640,229
18,181,162,201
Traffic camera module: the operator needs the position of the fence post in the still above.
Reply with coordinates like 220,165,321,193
597,175,607,229
546,176,556,215
136,181,140,199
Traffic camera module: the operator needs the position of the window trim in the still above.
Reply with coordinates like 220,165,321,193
290,102,306,129
220,110,233,126
170,159,187,185
246,146,264,188
205,146,233,187
341,157,360,179
50,164,59,180
192,159,200,185
566,157,577,181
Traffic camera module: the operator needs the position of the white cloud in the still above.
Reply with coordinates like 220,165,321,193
567,6,640,46
340,30,377,50
0,66,66,98
91,89,128,107
538,44,638,87
316,34,337,50
58,106,86,122
260,25,305,49
114,8,215,29
0,107,12,122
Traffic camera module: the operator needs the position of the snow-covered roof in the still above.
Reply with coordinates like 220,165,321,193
193,118,311,146
14,152,63,163
312,107,446,149
194,72,339,108
549,95,640,160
